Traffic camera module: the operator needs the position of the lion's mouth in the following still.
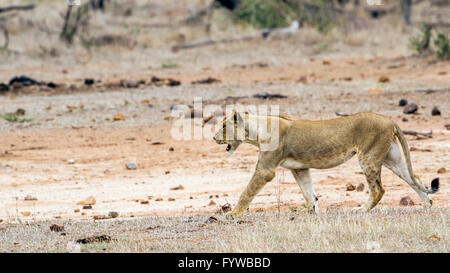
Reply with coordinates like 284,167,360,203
226,144,231,151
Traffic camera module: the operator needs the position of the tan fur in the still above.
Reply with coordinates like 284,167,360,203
213,111,437,216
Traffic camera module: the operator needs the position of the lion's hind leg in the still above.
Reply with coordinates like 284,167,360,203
383,140,432,208
291,169,318,214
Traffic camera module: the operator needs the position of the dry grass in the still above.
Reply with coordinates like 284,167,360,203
0,208,448,253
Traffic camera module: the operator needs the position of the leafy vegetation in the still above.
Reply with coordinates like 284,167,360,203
410,24,449,60
2,113,33,123
234,0,295,29
434,33,450,60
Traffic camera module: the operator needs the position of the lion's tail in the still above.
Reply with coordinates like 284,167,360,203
393,123,439,194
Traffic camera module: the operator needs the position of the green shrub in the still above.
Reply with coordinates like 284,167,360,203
434,33,450,60
410,23,432,54
2,113,33,123
234,0,295,29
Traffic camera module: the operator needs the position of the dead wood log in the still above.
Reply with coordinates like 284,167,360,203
0,4,35,14
403,130,432,137
172,35,258,52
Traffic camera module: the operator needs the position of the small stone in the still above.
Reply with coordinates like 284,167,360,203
21,211,31,216
346,183,356,191
24,195,37,201
82,205,92,209
428,235,441,241
113,113,125,121
437,167,446,174
431,107,441,116
93,215,110,220
356,183,365,192
108,211,119,218
399,196,415,206
140,200,149,204
403,103,418,114
170,185,184,190
445,124,450,130
208,200,216,206
74,209,80,213
125,162,137,170
169,147,174,151
168,197,176,201
368,88,383,94
378,75,390,83
67,159,75,164
402,117,408,122
49,224,64,232
165,170,170,174
398,99,408,106
84,79,95,85
155,198,163,201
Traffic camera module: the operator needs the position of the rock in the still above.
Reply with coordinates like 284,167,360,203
93,215,110,220
428,235,441,241
437,167,446,174
77,196,96,206
218,203,232,214
368,88,383,94
108,211,119,218
0,83,9,93
9,75,40,86
84,79,95,85
378,75,390,83
140,200,149,204
155,198,163,201
401,117,408,122
398,99,408,106
191,77,221,84
253,93,287,100
356,183,365,192
74,209,80,213
322,60,331,65
20,211,31,216
168,197,176,201
431,107,441,116
82,205,92,209
50,224,64,232
113,113,125,121
76,235,112,244
170,185,184,190
125,162,137,170
403,103,418,114
346,183,356,191
399,196,415,206
24,195,37,201
206,216,219,223
297,76,307,83
169,147,174,151
67,159,75,164
208,200,216,206
15,108,26,116
121,80,140,88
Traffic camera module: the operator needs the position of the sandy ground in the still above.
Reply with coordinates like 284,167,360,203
0,56,449,223
0,0,449,225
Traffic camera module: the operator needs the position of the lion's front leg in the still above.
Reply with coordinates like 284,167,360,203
228,168,276,217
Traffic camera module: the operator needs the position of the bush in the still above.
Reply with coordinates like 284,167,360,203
234,0,295,29
410,23,432,54
434,33,450,60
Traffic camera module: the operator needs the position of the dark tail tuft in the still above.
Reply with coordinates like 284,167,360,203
431,178,440,193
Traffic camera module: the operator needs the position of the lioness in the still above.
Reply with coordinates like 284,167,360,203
213,111,439,216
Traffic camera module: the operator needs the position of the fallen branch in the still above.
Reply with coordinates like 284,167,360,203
0,4,35,13
171,35,258,52
403,130,432,137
